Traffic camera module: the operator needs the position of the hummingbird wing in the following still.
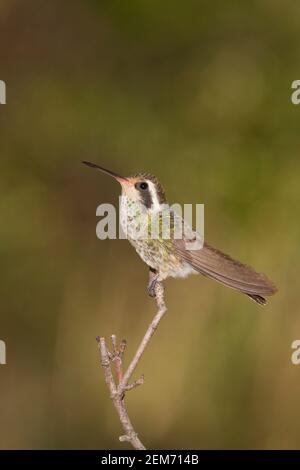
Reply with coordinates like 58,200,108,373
169,213,277,305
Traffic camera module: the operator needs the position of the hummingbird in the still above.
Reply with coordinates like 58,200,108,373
83,161,278,305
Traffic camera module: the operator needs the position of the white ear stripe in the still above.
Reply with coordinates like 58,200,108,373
147,180,162,211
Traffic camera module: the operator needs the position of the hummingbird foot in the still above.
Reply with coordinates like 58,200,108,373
148,268,159,297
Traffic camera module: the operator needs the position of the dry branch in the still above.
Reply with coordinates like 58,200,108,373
97,281,167,450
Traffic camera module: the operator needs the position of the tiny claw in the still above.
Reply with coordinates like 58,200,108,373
148,278,158,298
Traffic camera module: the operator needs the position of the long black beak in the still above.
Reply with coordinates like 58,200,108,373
82,161,128,183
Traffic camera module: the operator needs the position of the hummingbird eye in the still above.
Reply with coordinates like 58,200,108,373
136,182,148,191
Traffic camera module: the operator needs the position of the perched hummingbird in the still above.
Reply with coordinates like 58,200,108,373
83,161,277,305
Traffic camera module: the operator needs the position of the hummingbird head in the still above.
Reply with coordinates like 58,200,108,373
82,161,167,211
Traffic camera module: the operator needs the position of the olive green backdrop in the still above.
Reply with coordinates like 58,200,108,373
0,0,299,449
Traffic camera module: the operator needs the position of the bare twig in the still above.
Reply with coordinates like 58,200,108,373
97,281,167,450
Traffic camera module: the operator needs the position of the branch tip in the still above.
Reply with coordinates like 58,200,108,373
111,334,117,351
124,374,145,392
119,435,131,443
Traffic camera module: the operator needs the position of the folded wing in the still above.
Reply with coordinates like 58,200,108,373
173,239,278,305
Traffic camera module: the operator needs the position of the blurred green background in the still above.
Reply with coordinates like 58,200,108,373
1,0,300,449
